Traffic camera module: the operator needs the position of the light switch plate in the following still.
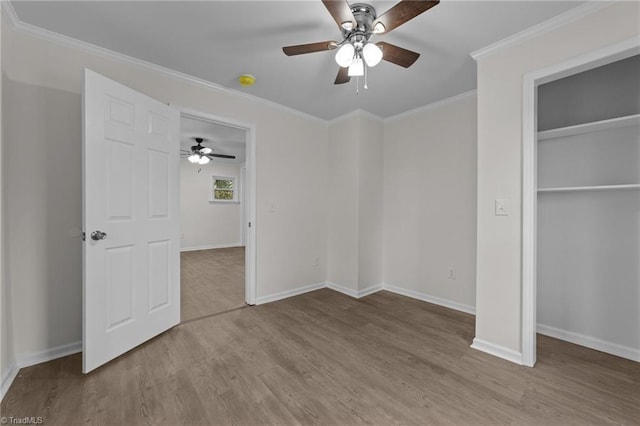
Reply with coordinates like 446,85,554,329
495,199,508,216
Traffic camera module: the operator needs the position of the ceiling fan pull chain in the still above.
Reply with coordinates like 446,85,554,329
364,63,369,90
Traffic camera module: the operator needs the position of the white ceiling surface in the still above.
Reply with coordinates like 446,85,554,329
181,115,246,164
11,1,587,120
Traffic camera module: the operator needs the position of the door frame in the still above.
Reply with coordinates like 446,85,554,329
174,106,257,306
521,36,640,367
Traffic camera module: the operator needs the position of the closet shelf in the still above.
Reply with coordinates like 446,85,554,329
538,184,640,193
538,113,640,141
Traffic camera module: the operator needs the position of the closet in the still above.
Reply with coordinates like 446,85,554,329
536,55,640,361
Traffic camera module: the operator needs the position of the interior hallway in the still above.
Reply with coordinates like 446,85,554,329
181,247,245,322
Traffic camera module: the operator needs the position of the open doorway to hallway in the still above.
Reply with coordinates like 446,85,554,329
179,114,250,321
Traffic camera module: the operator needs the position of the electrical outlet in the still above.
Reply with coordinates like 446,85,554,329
313,256,320,267
448,268,456,280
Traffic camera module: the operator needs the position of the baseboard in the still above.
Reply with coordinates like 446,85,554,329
327,282,384,299
2,341,88,400
254,282,326,305
383,284,476,315
538,324,640,362
1,362,19,402
326,282,358,298
471,338,523,365
180,243,243,252
358,284,384,298
16,341,82,369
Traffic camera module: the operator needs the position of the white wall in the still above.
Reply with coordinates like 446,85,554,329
327,116,359,291
1,11,17,399
357,114,383,292
383,94,477,310
180,162,242,251
537,54,640,130
2,19,328,359
474,2,640,357
327,111,384,295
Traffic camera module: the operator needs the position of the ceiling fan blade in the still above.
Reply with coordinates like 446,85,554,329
206,153,237,160
283,41,337,56
334,67,350,84
377,42,420,68
372,0,439,34
322,0,356,30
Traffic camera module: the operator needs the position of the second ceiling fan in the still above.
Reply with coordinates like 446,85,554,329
283,0,439,85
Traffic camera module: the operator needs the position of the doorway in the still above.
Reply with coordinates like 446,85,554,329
177,109,256,321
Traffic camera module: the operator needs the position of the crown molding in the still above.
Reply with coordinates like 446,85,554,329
1,1,327,125
384,89,477,123
470,1,614,61
1,0,19,28
329,108,384,125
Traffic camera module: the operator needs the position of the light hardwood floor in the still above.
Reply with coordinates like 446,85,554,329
181,247,245,321
2,289,639,425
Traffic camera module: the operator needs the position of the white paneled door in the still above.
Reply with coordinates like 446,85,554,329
83,69,180,373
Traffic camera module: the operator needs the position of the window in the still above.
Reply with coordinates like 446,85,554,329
211,176,238,202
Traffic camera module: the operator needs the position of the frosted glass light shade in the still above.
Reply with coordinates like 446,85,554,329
335,43,355,68
348,57,364,77
188,154,200,163
198,156,210,165
200,147,212,154
363,43,383,67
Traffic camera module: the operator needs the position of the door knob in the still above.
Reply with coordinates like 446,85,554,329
91,230,107,241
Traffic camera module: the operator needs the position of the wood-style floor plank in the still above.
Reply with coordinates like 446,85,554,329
180,247,245,321
3,287,639,425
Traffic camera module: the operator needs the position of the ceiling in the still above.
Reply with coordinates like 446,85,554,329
10,1,587,120
181,116,246,165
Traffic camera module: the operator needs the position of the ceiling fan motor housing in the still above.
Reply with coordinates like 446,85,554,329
343,3,377,40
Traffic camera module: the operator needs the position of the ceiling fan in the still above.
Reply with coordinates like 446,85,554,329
181,137,236,165
283,0,439,85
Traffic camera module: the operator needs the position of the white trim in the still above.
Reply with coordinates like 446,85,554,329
174,106,258,306
17,341,82,369
538,113,640,141
471,2,612,60
326,282,359,298
537,324,640,363
326,282,383,299
383,284,476,315
522,71,538,368
1,1,19,27
358,284,383,298
471,338,523,365
1,2,326,125
521,36,640,369
384,90,477,124
1,362,19,402
180,243,243,252
329,109,384,125
254,282,326,305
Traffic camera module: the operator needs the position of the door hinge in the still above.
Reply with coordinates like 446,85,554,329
248,222,251,228
82,232,86,241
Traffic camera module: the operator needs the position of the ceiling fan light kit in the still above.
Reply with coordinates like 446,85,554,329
282,0,439,88
348,56,364,77
182,137,237,164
